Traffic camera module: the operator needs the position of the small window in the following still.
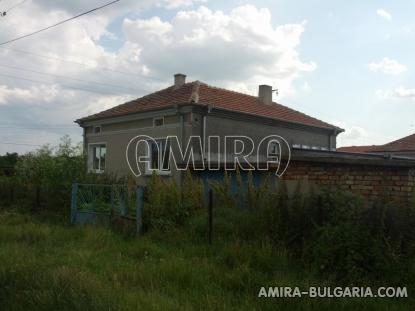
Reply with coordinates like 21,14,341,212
147,139,170,173
268,141,280,157
93,126,101,134
153,117,164,127
90,144,106,173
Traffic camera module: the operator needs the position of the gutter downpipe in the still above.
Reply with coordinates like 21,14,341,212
330,129,340,151
202,104,214,161
179,106,185,186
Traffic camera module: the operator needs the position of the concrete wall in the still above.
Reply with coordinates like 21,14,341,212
187,109,336,167
81,105,338,181
81,107,415,204
204,114,333,150
84,111,188,184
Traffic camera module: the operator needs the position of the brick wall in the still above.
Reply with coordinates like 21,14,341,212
283,160,415,203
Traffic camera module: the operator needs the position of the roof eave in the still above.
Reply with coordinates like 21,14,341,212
206,104,343,132
75,100,344,133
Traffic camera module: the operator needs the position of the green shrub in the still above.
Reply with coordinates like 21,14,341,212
209,171,235,209
143,172,204,231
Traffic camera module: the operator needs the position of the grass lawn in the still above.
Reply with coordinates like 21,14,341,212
0,209,412,310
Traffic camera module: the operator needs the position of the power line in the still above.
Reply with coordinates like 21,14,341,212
0,63,144,93
5,0,28,13
0,126,79,134
0,141,42,147
0,46,165,81
0,125,76,129
0,0,121,46
0,127,78,131
0,72,141,96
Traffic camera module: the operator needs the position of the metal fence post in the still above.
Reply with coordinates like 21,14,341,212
136,186,144,235
208,189,213,245
110,185,115,215
70,183,78,224
120,188,128,216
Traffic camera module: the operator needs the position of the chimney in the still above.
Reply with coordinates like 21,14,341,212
174,73,186,89
258,84,273,105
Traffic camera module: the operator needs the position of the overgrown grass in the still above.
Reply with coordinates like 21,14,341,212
0,209,413,311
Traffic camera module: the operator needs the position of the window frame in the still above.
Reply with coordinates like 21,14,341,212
88,143,107,173
145,138,171,176
267,141,280,157
93,126,102,134
153,117,165,127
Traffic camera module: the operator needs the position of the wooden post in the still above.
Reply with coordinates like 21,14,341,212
70,183,78,224
136,187,144,235
208,189,213,245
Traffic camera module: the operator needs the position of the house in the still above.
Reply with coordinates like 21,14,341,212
338,133,415,159
75,74,344,183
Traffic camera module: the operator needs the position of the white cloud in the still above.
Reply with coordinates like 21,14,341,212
161,0,207,9
375,86,415,101
337,126,370,147
0,85,59,104
394,86,415,99
334,121,392,147
302,81,312,92
368,57,407,75
32,0,207,15
374,89,391,100
0,2,315,154
376,8,392,21
123,5,316,97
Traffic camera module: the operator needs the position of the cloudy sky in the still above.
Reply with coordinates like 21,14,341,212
0,0,414,154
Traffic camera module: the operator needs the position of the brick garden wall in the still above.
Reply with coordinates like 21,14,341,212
283,160,415,203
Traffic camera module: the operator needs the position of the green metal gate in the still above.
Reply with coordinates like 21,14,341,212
70,183,144,234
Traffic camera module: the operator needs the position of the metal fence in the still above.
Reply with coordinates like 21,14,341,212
70,183,144,234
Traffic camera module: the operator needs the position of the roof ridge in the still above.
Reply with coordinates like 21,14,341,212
370,132,415,151
196,81,260,100
77,79,343,131
383,132,415,145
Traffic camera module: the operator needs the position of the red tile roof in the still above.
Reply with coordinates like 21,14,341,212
369,133,415,152
337,145,378,153
337,133,415,154
77,81,342,131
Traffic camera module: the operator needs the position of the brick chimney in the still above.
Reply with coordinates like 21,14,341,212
258,84,273,105
174,73,186,89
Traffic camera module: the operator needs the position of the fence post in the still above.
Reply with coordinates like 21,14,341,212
120,188,128,216
208,188,213,245
70,183,78,224
110,185,115,215
136,186,144,235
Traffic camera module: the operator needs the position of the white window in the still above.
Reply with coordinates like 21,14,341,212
90,144,106,173
153,117,164,127
146,139,170,174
